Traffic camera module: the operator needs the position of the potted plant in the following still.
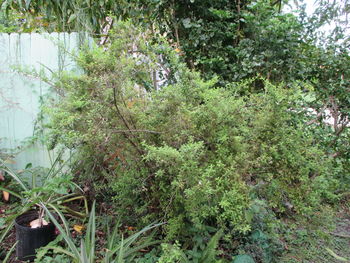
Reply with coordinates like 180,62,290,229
0,156,88,261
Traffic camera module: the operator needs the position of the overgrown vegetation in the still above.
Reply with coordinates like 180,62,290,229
0,0,350,262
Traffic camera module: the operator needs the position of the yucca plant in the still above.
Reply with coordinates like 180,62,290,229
40,201,162,263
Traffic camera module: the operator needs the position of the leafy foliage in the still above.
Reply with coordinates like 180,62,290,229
41,201,162,263
2,0,350,262
0,9,22,32
43,23,337,258
158,231,223,263
1,0,285,85
0,154,87,218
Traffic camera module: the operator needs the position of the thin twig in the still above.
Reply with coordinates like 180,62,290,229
112,129,162,134
111,85,144,156
329,232,350,238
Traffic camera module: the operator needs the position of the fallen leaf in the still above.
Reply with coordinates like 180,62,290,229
2,191,9,201
73,224,85,234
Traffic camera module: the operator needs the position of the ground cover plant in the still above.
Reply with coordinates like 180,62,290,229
0,0,350,262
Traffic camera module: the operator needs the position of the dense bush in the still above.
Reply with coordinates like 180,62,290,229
45,23,336,250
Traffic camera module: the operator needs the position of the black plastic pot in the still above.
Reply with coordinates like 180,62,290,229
15,210,56,262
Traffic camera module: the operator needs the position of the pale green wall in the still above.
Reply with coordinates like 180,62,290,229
0,32,88,169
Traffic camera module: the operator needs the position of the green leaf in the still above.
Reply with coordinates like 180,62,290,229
0,160,29,192
0,186,22,199
42,203,81,259
182,18,192,29
325,248,350,262
232,255,255,263
0,218,5,230
24,0,31,9
68,14,77,24
3,241,17,263
199,230,222,263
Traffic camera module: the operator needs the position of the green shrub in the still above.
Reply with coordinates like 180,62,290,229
45,22,335,248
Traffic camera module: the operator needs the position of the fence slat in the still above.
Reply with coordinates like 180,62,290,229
0,32,86,169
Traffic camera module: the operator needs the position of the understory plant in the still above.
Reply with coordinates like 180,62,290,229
158,231,223,263
38,201,162,263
